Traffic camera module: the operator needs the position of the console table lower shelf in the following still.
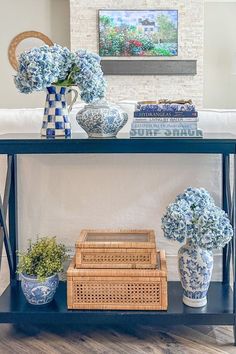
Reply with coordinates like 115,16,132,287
0,281,233,326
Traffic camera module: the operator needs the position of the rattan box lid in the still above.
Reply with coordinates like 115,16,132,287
75,229,156,249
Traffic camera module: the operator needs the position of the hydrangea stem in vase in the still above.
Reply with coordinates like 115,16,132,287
14,45,106,137
162,187,233,308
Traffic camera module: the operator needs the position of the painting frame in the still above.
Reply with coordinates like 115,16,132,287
98,9,178,58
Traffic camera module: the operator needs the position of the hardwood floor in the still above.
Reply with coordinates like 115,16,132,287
0,323,234,354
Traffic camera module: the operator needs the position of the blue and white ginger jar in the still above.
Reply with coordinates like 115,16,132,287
178,239,213,307
76,99,128,138
20,273,59,305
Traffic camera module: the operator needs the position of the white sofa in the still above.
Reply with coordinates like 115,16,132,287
0,102,235,280
1,103,236,134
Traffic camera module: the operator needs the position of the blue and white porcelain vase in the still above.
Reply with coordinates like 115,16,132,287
20,273,59,305
41,85,78,137
76,99,128,138
178,239,213,307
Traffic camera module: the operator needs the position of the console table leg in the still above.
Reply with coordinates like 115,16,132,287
233,155,236,345
0,155,15,278
222,154,231,284
8,155,18,280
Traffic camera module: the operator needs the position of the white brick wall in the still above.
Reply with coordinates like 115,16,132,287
70,0,204,107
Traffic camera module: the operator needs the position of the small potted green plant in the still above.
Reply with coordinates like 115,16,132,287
17,237,68,305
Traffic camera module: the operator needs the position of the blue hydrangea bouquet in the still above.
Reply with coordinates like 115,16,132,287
162,187,233,250
162,187,233,307
14,44,106,137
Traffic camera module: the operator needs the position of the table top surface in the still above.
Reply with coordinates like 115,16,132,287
0,133,236,154
0,132,236,142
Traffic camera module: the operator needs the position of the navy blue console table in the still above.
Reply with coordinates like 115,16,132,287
0,133,235,344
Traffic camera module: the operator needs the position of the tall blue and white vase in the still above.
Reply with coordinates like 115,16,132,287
178,240,213,307
41,85,78,137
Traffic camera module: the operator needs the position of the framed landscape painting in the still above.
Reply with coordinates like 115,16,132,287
99,10,178,57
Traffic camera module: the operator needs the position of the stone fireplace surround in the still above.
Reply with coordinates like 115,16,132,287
70,0,204,107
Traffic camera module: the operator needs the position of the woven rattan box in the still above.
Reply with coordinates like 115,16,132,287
67,250,167,310
75,229,157,269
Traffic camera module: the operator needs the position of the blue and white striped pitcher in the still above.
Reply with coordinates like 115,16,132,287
41,86,78,137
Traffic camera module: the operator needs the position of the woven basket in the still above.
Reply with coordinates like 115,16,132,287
67,250,167,310
75,229,157,269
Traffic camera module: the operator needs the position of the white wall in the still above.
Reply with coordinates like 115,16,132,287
204,2,236,108
0,0,70,109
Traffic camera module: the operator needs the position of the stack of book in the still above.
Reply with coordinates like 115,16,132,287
130,100,202,138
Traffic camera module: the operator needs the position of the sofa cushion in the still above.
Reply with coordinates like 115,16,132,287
198,109,236,133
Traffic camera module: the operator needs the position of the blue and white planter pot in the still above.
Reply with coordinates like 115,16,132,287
41,85,78,138
76,99,128,138
20,273,59,305
178,240,213,307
